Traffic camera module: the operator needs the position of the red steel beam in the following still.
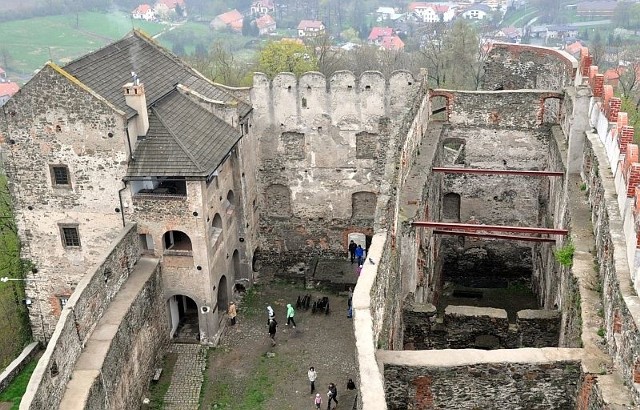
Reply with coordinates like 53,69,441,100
433,230,557,243
432,167,564,177
412,221,568,235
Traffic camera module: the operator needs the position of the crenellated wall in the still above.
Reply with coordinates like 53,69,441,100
251,70,425,264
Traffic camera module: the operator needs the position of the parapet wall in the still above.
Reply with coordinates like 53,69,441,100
20,224,166,410
483,42,578,91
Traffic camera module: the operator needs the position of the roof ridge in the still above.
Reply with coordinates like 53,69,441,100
63,31,136,69
150,102,206,173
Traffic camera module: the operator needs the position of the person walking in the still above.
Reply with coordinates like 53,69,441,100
327,383,338,410
286,303,296,328
267,317,278,346
314,393,323,409
228,301,237,326
308,366,318,394
267,305,274,319
348,240,357,263
355,245,364,266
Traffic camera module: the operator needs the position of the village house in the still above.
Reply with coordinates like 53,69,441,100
375,6,403,22
131,4,156,21
367,27,404,51
462,3,492,20
297,20,325,37
368,27,394,45
380,35,404,51
0,67,19,106
255,14,276,35
408,2,457,23
211,9,244,32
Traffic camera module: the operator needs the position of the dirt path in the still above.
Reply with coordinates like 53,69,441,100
200,280,358,410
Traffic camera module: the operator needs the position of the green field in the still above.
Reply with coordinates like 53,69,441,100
0,11,165,80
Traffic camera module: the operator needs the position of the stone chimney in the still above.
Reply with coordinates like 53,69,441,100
123,72,149,137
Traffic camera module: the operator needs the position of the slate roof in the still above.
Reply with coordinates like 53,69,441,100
126,90,241,178
63,31,250,119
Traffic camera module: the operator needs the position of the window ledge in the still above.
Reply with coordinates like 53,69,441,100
163,249,193,256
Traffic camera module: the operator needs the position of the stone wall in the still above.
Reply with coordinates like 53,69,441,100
251,70,424,263
482,43,577,91
0,63,130,340
403,304,560,350
20,224,165,410
433,89,564,129
380,349,583,410
81,261,166,410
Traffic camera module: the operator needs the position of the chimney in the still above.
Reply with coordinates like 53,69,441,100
123,72,149,137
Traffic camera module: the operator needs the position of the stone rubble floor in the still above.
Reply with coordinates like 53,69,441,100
199,279,358,409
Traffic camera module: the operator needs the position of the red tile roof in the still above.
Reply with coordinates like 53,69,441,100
0,82,19,98
380,35,404,51
368,27,393,41
133,4,152,13
217,9,243,25
298,20,324,30
256,14,276,29
156,0,185,8
408,2,449,12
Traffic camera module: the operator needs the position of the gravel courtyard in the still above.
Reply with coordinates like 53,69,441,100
199,278,358,409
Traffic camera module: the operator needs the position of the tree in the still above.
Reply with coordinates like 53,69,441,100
257,40,319,78
185,42,252,86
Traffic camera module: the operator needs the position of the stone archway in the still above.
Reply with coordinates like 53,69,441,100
166,294,199,342
217,275,229,314
232,250,243,280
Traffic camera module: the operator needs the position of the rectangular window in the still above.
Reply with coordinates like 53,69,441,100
50,165,71,187
60,225,81,248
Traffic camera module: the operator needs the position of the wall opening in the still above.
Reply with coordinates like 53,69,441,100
217,275,229,315
167,295,199,341
356,132,377,159
163,230,193,253
442,193,461,222
430,95,450,121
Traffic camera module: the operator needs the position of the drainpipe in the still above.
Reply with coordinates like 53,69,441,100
125,127,135,162
118,181,127,227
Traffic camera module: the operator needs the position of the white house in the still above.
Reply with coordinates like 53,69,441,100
376,7,403,22
462,4,492,20
408,2,456,23
132,4,156,21
297,20,325,37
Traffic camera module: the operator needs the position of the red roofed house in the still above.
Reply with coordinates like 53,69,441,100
368,27,394,44
132,4,156,21
251,0,275,16
256,14,277,35
602,65,640,89
211,9,244,32
297,20,325,37
380,35,405,51
408,2,456,23
0,69,19,106
565,41,583,57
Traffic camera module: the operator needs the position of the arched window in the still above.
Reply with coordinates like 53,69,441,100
163,230,192,253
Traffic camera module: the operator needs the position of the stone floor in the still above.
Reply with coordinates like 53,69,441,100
162,344,206,410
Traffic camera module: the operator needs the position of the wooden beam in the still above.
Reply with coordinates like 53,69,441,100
433,230,557,243
431,167,564,177
412,221,568,235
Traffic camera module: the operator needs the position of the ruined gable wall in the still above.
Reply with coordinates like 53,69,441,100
251,70,421,262
0,64,130,340
482,43,577,91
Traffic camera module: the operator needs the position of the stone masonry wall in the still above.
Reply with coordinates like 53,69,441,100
482,43,577,91
0,63,130,340
83,263,167,410
403,304,560,350
382,350,582,410
440,90,564,129
251,70,422,263
20,224,141,410
582,135,640,404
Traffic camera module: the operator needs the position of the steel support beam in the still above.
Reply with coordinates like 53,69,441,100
412,221,568,235
431,167,564,177
433,230,557,243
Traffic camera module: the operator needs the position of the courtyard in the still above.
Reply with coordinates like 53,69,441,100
151,274,359,409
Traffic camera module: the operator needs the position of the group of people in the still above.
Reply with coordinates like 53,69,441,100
266,303,297,346
348,240,365,266
309,366,356,409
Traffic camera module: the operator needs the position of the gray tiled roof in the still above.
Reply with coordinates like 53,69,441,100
126,90,242,178
63,30,251,118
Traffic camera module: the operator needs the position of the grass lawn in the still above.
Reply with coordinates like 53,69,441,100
0,11,165,79
0,358,38,410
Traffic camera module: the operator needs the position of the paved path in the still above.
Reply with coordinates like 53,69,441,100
162,344,206,410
